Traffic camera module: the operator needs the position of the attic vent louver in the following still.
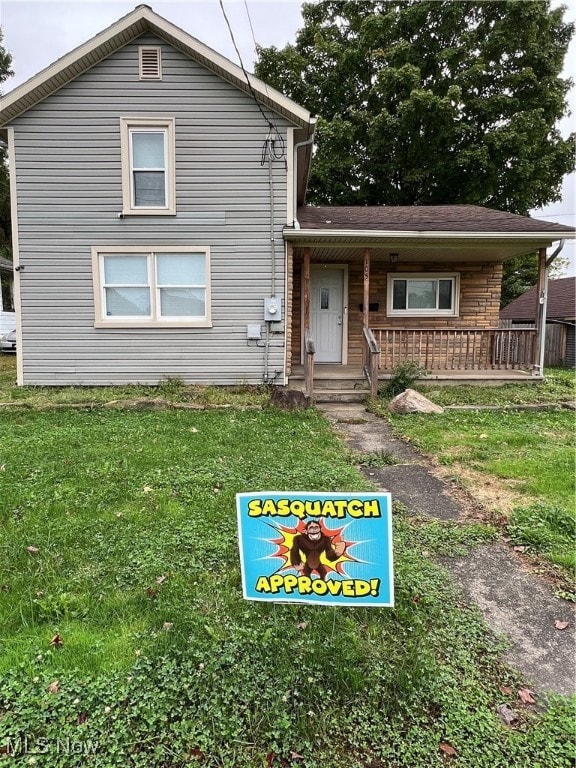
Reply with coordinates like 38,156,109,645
139,46,162,80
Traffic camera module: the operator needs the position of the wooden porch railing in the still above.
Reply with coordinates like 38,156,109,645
363,327,380,398
371,328,537,371
304,328,315,397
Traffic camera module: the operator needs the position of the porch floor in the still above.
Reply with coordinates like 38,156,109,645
290,364,541,385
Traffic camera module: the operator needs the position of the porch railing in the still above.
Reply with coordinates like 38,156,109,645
371,328,536,371
363,327,380,398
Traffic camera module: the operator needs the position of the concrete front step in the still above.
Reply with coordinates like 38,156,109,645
288,378,369,403
313,389,369,403
288,374,368,392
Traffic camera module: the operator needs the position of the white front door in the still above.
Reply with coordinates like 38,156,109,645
310,267,344,363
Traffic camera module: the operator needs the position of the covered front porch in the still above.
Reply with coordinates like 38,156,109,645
283,205,570,400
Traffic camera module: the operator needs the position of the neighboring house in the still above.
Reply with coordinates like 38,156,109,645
0,256,15,335
500,276,576,368
0,6,574,395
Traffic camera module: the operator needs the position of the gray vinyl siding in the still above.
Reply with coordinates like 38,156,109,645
10,35,293,385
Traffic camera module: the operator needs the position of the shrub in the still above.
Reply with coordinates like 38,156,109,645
380,361,427,398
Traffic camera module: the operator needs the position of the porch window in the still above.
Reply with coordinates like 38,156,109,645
387,273,459,317
92,246,211,328
120,117,176,215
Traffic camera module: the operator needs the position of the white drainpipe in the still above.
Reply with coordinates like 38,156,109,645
292,135,315,229
536,239,565,376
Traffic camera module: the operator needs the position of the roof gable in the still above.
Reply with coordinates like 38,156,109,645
0,4,314,136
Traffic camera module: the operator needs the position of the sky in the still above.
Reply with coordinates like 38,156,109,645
0,0,574,275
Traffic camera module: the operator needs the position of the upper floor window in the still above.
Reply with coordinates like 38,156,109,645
92,246,211,328
387,273,459,317
120,117,175,215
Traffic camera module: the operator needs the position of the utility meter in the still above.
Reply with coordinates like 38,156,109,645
264,296,282,322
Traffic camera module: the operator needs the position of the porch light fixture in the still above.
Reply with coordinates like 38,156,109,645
389,252,399,263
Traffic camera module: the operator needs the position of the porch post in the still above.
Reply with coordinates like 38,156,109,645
303,247,313,397
303,247,311,332
363,248,370,329
533,247,547,375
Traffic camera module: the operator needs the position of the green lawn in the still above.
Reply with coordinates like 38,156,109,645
0,401,574,767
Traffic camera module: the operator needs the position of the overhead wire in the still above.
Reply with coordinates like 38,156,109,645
244,0,286,164
218,0,285,164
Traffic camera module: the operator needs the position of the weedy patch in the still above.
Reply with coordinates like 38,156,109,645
402,518,499,557
508,502,575,572
357,450,402,468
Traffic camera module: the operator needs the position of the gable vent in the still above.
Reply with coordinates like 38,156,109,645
139,46,162,80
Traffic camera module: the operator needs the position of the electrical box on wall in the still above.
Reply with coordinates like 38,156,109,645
264,296,282,322
246,324,262,340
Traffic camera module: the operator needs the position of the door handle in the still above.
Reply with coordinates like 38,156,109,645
337,315,342,325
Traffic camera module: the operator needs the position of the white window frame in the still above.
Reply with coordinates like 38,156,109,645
92,246,211,328
387,273,460,317
120,117,176,215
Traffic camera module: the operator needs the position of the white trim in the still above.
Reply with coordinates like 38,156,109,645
7,128,23,385
92,246,212,328
285,228,575,242
120,117,176,215
387,272,460,317
286,128,295,227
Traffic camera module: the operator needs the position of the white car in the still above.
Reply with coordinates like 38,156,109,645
0,329,16,353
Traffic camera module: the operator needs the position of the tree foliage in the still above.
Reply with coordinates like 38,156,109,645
256,0,575,215
0,28,13,261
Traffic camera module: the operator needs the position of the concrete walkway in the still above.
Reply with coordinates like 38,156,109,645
317,402,576,700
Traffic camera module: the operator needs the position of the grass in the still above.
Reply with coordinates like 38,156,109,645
1,402,574,765
417,367,575,407
371,368,575,575
0,353,269,408
0,356,574,765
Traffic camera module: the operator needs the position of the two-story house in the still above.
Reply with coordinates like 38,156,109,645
1,5,574,397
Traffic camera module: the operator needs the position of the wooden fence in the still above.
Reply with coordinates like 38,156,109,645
499,321,569,366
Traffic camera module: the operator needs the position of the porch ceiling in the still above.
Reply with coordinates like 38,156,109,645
287,236,563,263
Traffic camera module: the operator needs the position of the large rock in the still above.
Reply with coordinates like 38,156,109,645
270,387,311,410
388,388,444,414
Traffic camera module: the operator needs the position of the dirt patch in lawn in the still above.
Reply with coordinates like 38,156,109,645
431,462,526,520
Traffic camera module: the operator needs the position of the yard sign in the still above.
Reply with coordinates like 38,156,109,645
236,492,394,607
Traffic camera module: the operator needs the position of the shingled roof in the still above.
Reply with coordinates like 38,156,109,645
500,276,576,321
296,205,575,235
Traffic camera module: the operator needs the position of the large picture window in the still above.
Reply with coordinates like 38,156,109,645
120,117,175,215
92,247,211,328
387,273,459,317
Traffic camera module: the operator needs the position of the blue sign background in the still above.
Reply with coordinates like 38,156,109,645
236,491,394,607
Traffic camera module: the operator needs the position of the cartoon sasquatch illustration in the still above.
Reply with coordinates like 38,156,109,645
289,520,346,580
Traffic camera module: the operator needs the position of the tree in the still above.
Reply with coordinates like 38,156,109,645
256,0,575,215
0,28,13,262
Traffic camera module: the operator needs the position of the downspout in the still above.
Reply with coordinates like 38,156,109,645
535,239,565,376
292,135,314,230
